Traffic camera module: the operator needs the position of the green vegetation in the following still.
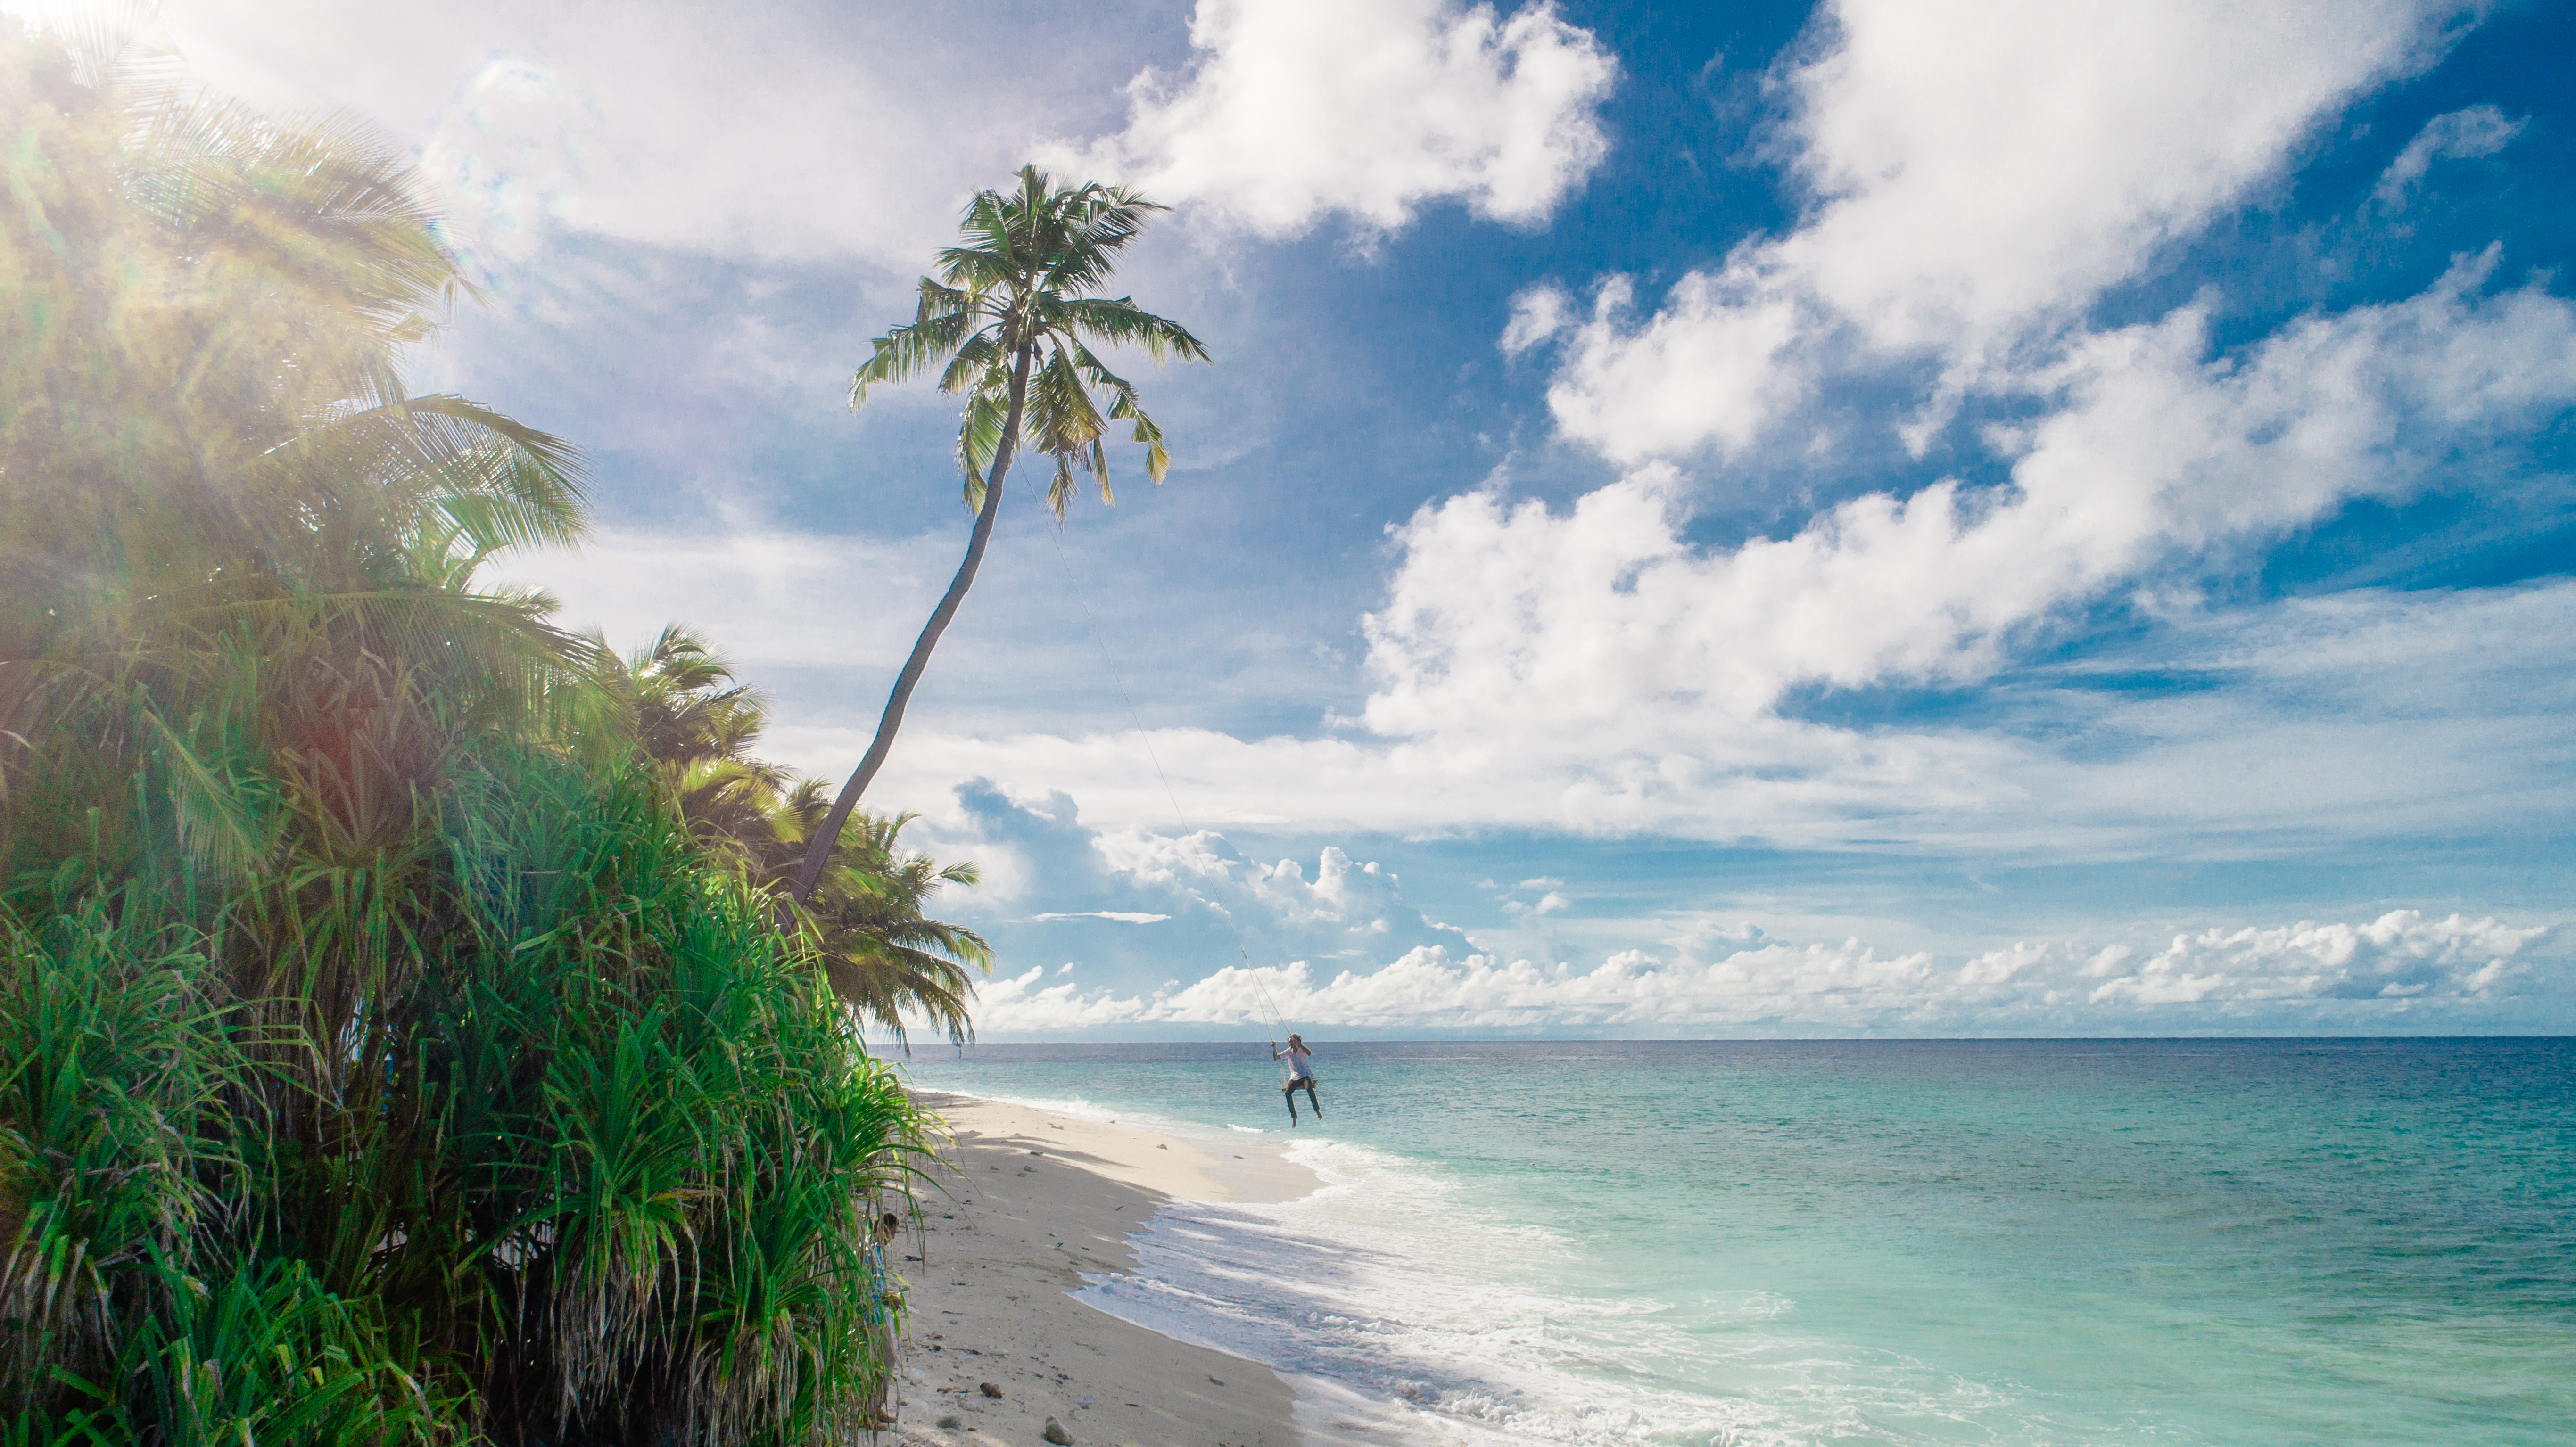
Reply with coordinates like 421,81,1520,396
792,167,1209,904
621,628,989,1045
0,21,966,1443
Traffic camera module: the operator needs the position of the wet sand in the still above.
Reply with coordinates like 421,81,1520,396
883,1092,1316,1447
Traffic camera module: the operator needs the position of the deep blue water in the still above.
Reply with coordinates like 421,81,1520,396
899,1039,2574,1446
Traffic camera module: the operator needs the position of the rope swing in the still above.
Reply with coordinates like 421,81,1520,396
1052,523,1321,1105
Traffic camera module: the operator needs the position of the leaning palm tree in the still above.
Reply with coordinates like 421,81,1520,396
789,165,1209,904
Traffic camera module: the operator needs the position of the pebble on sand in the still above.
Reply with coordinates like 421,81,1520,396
1042,1416,1075,1445
935,1415,962,1429
978,1382,1003,1398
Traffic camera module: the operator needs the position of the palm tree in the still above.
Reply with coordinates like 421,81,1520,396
789,165,1210,904
779,790,989,1048
0,16,599,882
618,627,991,1043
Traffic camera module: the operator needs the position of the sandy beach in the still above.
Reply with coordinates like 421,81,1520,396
881,1092,1318,1447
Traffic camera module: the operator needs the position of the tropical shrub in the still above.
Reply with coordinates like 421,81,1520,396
0,19,935,1444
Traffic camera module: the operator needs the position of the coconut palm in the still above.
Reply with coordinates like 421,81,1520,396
0,14,602,886
789,165,1209,904
779,789,989,1046
618,627,991,1043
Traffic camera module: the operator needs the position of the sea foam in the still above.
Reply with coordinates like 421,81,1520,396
1075,1135,1798,1446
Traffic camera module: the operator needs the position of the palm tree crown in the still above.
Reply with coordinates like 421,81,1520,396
791,166,1207,904
855,164,1212,519
617,626,991,1045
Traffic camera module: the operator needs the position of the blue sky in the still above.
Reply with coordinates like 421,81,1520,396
91,0,2576,1036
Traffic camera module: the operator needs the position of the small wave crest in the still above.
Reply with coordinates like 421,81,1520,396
1074,1137,1819,1446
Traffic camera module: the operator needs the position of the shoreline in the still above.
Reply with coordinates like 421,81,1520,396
883,1090,1318,1447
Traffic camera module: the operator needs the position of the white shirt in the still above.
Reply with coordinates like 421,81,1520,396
1280,1044,1314,1080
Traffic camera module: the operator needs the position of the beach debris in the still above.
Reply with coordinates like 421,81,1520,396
1042,1416,1075,1444
1156,1143,1167,1150
1208,1376,1224,1386
979,1382,1004,1398
937,1414,963,1429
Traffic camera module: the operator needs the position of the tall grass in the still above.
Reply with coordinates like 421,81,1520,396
1,16,938,1443
2,748,933,1445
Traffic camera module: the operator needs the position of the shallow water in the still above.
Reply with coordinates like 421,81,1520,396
898,1039,2575,1446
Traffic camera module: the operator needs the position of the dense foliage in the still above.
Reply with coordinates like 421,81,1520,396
622,628,988,1046
0,21,940,1444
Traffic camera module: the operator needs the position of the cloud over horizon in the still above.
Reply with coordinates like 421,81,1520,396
958,908,2563,1037
883,779,2569,1040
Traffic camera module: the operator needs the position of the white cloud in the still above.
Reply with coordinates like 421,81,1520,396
487,523,940,668
1534,0,2469,461
807,571,2576,856
105,0,1143,269
1375,262,2576,766
1499,284,1573,355
2086,913,2545,1005
2373,103,2527,206
1544,274,1808,460
888,763,2570,1037
957,909,2557,1036
905,785,1478,978
1066,0,1617,237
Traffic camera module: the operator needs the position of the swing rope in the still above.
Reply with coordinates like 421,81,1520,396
1050,523,1288,1085
1050,522,1197,837
1247,945,1288,1087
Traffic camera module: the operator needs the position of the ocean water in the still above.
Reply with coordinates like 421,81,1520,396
896,1040,2574,1446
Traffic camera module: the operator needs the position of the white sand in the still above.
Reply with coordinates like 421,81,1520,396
882,1091,1316,1447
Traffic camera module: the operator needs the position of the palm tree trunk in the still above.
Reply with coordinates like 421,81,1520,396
790,344,1036,905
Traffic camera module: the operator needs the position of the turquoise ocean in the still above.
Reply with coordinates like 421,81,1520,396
901,1040,2573,1446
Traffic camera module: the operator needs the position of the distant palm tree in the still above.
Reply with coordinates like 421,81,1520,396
789,165,1210,904
779,789,988,1048
619,627,990,1043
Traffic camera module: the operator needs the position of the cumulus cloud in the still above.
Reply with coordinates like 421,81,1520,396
883,762,2568,1039
1066,0,1617,237
958,909,2557,1036
2084,914,2544,1006
2373,103,2527,207
1532,0,2469,461
907,784,1476,993
812,575,2576,855
1375,262,2576,759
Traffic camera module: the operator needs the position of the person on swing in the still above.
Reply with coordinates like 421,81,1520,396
1274,1033,1321,1125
